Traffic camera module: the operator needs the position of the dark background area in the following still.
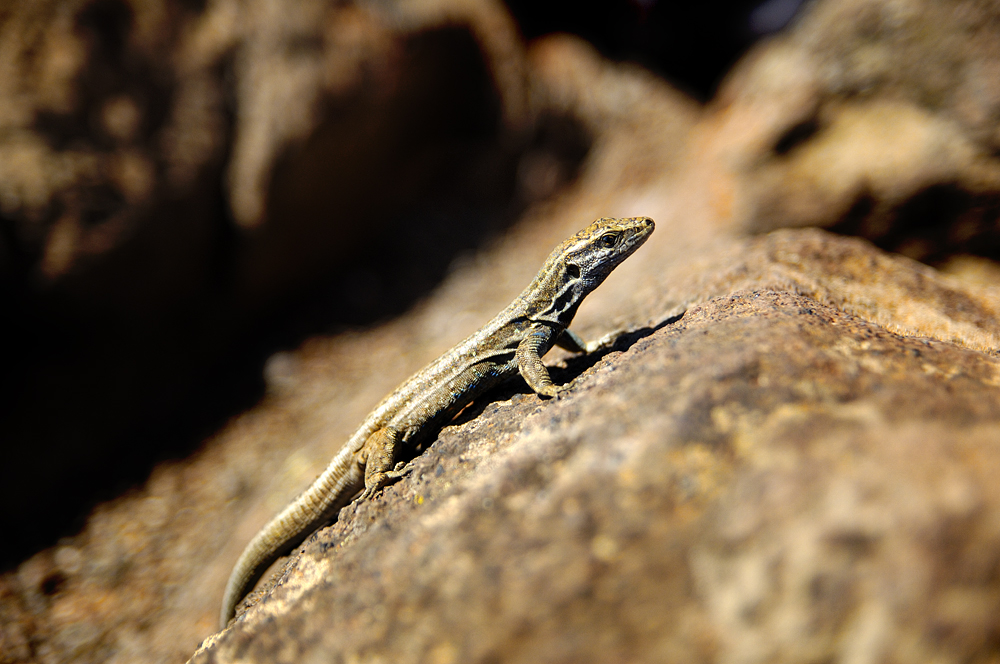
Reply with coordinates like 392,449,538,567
506,0,805,100
0,0,805,570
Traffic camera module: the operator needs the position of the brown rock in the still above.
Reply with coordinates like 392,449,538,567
686,0,1000,263
192,286,1000,663
0,0,528,285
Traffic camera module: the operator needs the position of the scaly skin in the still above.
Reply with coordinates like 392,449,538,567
220,216,654,627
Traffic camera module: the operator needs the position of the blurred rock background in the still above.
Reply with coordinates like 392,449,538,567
0,0,778,582
3,0,1000,663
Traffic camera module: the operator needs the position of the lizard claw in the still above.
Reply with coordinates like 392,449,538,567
359,474,388,501
540,383,570,399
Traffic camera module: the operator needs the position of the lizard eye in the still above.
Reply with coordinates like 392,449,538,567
599,232,619,248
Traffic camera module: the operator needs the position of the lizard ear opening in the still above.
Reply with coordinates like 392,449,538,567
566,264,581,279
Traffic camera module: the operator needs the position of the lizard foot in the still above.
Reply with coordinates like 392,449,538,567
538,383,570,399
359,464,411,501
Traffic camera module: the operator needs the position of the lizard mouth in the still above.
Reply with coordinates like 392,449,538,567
620,216,655,254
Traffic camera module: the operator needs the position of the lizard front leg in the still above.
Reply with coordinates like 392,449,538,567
357,426,410,501
516,325,562,398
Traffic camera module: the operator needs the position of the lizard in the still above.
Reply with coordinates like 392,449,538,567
220,216,654,628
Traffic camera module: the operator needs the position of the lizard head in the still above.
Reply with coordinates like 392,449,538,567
562,216,655,289
526,216,654,326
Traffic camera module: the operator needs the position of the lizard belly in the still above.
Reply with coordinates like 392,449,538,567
391,356,518,445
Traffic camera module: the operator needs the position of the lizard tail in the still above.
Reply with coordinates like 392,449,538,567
219,453,361,629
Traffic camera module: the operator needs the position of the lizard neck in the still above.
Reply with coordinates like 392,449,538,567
519,259,588,329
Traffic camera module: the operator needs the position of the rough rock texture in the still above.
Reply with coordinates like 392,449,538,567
5,0,1000,663
193,288,1000,664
